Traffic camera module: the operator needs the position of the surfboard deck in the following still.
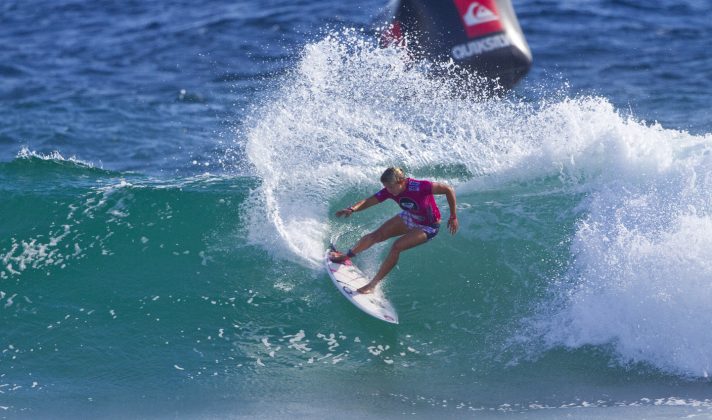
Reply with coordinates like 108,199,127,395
324,246,398,324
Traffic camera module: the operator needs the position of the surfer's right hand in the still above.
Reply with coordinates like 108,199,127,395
335,207,354,217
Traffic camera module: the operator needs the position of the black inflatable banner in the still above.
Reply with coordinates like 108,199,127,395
381,0,532,90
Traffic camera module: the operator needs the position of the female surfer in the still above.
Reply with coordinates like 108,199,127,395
329,167,459,294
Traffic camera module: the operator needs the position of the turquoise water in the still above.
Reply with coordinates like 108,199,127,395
3,0,712,417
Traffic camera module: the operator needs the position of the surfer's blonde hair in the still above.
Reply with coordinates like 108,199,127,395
380,167,406,184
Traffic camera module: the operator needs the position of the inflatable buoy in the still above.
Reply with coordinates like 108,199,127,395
380,0,532,90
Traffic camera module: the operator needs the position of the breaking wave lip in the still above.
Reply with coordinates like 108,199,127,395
15,147,96,168
237,28,712,378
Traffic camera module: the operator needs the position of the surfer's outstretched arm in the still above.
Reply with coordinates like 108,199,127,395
335,195,380,218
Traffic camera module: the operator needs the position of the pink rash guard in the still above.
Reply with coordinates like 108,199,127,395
374,178,441,226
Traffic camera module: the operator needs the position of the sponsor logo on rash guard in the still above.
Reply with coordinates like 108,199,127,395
451,33,511,60
398,197,419,211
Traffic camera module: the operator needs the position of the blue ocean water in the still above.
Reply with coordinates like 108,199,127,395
2,0,712,418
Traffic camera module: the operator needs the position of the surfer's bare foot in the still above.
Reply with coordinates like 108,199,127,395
329,251,349,264
357,283,376,294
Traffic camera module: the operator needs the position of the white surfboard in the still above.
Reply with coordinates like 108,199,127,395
324,247,398,324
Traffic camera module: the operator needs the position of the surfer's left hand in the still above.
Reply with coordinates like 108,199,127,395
447,217,459,235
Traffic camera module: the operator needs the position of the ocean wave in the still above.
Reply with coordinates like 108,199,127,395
237,28,712,378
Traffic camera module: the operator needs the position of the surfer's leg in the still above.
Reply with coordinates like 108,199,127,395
353,215,409,254
358,228,428,294
330,215,408,263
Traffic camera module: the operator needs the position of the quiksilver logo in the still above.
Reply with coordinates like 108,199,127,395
454,0,504,39
463,2,498,27
451,33,511,60
399,198,418,211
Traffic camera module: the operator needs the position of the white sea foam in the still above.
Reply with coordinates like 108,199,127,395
512,103,712,377
539,135,712,378
240,29,712,377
